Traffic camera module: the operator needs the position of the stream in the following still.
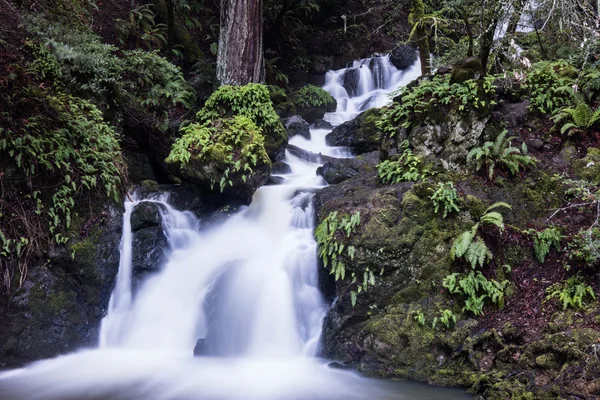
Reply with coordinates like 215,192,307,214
0,54,471,400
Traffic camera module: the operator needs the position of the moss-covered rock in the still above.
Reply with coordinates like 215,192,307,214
191,83,288,162
290,85,337,123
450,57,485,84
326,108,384,154
571,147,600,185
167,116,271,203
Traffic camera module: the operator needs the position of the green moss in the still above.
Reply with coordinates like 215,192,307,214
167,115,270,192
572,147,600,185
193,83,287,160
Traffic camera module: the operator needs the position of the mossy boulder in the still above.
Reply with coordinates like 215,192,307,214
191,83,288,162
571,147,600,185
166,116,271,204
291,85,337,123
317,151,379,184
326,108,383,154
450,57,485,84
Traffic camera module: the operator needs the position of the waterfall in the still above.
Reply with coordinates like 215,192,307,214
323,53,421,125
0,52,468,400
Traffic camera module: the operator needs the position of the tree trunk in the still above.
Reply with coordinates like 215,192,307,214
412,0,431,76
217,0,265,85
165,0,174,58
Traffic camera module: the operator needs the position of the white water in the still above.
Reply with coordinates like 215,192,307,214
0,54,468,400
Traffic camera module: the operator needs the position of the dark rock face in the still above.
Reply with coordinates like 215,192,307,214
342,68,361,97
131,202,168,285
389,44,417,70
283,115,311,140
271,161,292,174
0,203,123,368
317,151,379,184
325,108,383,154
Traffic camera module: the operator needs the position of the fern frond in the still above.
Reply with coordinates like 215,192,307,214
451,230,475,259
480,211,505,230
466,240,493,269
485,202,512,213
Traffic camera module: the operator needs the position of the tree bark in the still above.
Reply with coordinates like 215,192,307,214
165,0,174,58
412,0,431,76
217,0,265,85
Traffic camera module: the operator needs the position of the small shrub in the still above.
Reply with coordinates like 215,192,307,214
567,227,600,267
429,181,460,218
546,275,596,309
292,84,336,109
525,60,576,114
467,130,537,180
377,74,496,135
196,83,286,154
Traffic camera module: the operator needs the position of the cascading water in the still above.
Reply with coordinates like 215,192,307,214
0,53,469,400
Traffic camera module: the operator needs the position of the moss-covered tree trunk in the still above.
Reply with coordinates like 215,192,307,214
411,0,431,76
217,0,265,85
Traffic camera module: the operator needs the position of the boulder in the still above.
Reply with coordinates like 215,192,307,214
272,161,292,174
389,44,417,70
312,120,334,130
450,57,485,84
326,108,383,154
409,110,491,170
283,115,311,140
131,202,168,283
342,68,361,97
287,144,337,164
317,151,379,184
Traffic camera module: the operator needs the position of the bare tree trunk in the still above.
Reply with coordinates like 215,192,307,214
217,0,265,86
165,0,174,58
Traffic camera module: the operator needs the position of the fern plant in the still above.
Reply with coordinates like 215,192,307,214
443,271,508,315
546,275,596,309
467,130,537,180
552,102,600,136
378,140,429,183
451,202,512,269
527,227,563,264
429,181,460,218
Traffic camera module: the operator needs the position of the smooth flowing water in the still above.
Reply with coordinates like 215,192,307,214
0,54,470,400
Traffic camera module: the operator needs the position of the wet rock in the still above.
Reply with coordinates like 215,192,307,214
272,161,292,174
310,55,334,74
327,361,351,369
317,151,379,184
287,144,337,164
123,150,157,184
283,115,311,140
312,120,333,130
389,44,417,70
266,176,285,186
131,201,162,232
342,67,361,97
326,108,383,154
131,203,168,281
